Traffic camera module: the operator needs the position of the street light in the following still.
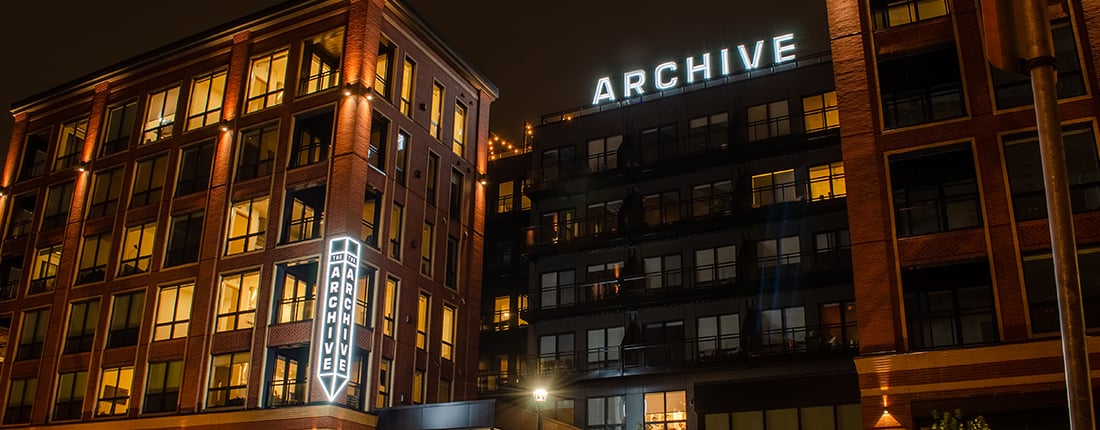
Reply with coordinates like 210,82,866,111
533,388,548,430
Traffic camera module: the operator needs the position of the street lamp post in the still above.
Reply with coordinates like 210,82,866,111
533,388,548,430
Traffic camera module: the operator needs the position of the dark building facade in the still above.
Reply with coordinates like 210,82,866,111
0,0,496,428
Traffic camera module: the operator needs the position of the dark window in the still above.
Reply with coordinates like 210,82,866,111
7,193,36,238
445,236,458,289
88,168,124,218
643,254,683,289
273,261,317,323
176,141,215,196
586,200,622,236
131,155,168,208
643,320,685,365
0,255,23,300
693,180,733,216
540,146,575,182
449,169,463,219
290,109,334,168
282,186,325,243
374,40,395,99
586,135,622,172
17,131,48,181
64,300,99,354
362,191,382,248
1023,248,1100,334
54,118,89,171
1003,123,1100,221
4,378,36,424
100,102,137,156
76,233,111,284
890,143,981,237
426,152,440,204
369,112,389,170
642,124,679,165
389,203,403,259
539,210,576,244
904,261,997,350
992,19,1085,109
237,123,278,181
689,113,729,153
539,270,576,309
395,130,409,186
870,0,948,30
539,333,575,372
879,45,965,129
420,222,434,276
820,301,858,348
355,266,377,327
747,101,790,141
107,290,145,348
268,347,309,406
299,28,344,96
17,308,49,360
145,361,183,413
165,211,204,267
53,371,87,421
42,181,75,230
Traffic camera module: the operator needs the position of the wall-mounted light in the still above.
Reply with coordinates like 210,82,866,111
219,120,233,132
344,82,370,98
478,174,488,186
0,187,8,197
75,162,89,173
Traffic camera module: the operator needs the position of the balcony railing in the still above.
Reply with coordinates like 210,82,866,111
268,380,307,406
481,309,527,332
0,280,18,300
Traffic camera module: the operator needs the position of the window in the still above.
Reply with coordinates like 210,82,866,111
119,222,156,276
54,371,88,421
809,162,846,200
54,118,88,171
145,361,183,413
539,333,575,372
347,354,367,410
374,40,395,99
17,131,48,181
225,197,269,255
758,236,801,268
540,209,576,243
274,260,317,323
761,306,806,348
644,390,687,430
706,405,863,430
1023,248,1100,333
587,396,625,430
299,28,344,95
642,123,679,165
586,262,622,302
100,102,137,156
752,169,799,207
290,108,334,168
496,181,515,213
268,347,308,406
992,19,1085,109
176,141,214,196
376,358,392,408
383,276,398,336
803,91,839,132
689,113,729,153
7,193,36,238
417,293,430,349
820,301,858,348
362,191,382,248
426,152,440,204
76,233,111,284
88,167,124,217
521,180,532,210
395,130,410,186
692,180,733,217
695,245,736,285
399,57,416,116
0,256,23,300
208,352,250,407
282,186,325,243
4,378,36,424
698,313,739,356
586,326,624,367
141,87,180,144
644,254,682,289
643,191,679,226
439,378,452,402
903,261,997,349
29,245,62,295
217,271,259,332
748,100,790,141
16,308,49,360
107,291,144,348
236,123,278,181
412,370,425,404
163,211,203,267
815,230,851,253
42,181,75,230
587,135,622,172
445,237,459,289
540,270,575,309
541,146,575,182
586,200,622,236
1004,124,1100,220
388,203,404,259
154,283,193,341
186,70,226,130
491,296,510,331
879,45,965,128
355,266,377,327
369,111,389,170
420,222,434,276
441,305,456,360
890,144,981,237
643,320,685,365
65,300,100,354
131,154,168,208
452,102,468,156
430,83,445,139
871,0,948,30
245,50,288,113
449,169,464,219
96,367,133,416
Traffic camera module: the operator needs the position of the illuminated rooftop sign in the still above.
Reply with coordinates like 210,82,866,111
317,236,361,401
592,33,797,105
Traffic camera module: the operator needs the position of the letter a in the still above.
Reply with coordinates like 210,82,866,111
592,77,616,105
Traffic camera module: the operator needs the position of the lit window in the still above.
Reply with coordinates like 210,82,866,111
96,367,134,416
586,262,623,302
376,358,392,408
28,245,62,295
429,83,444,140
274,260,317,323
298,28,344,96
747,100,790,141
521,180,532,210
820,301,858,347
697,313,739,356
54,117,88,171
145,361,183,413
131,154,168,208
268,347,308,406
539,209,576,244
165,211,203,267
225,197,269,255
356,266,377,327
16,308,49,360
420,222,434,276
362,191,382,248
88,168,124,217
587,396,625,430
119,222,156,276
586,135,622,172
757,236,801,268
809,161,846,200
399,57,416,117
752,169,798,207
586,326,624,366
374,40,395,99
100,102,136,156
453,102,467,156
645,390,687,429
281,186,325,244
871,0,948,30
216,271,260,332
497,181,515,213
388,203,404,259
803,91,838,133
540,270,575,309
4,378,36,424
76,233,111,284
54,371,88,421
245,50,288,113
142,87,179,143
441,305,456,360
154,283,193,341
208,352,250,407
176,141,214,197
64,300,99,354
107,290,145,348
42,181,75,230
539,333,574,372
383,276,398,336
236,123,278,181
416,293,429,349
586,200,622,236
643,191,680,225
412,370,425,404
439,378,452,402
492,296,510,331
186,70,226,131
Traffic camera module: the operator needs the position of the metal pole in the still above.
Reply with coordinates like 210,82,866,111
1019,1,1096,428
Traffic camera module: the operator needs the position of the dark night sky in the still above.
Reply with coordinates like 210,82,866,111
0,0,829,166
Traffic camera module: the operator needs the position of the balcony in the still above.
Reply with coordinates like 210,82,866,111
481,309,528,332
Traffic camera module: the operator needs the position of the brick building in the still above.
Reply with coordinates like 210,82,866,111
0,0,496,428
